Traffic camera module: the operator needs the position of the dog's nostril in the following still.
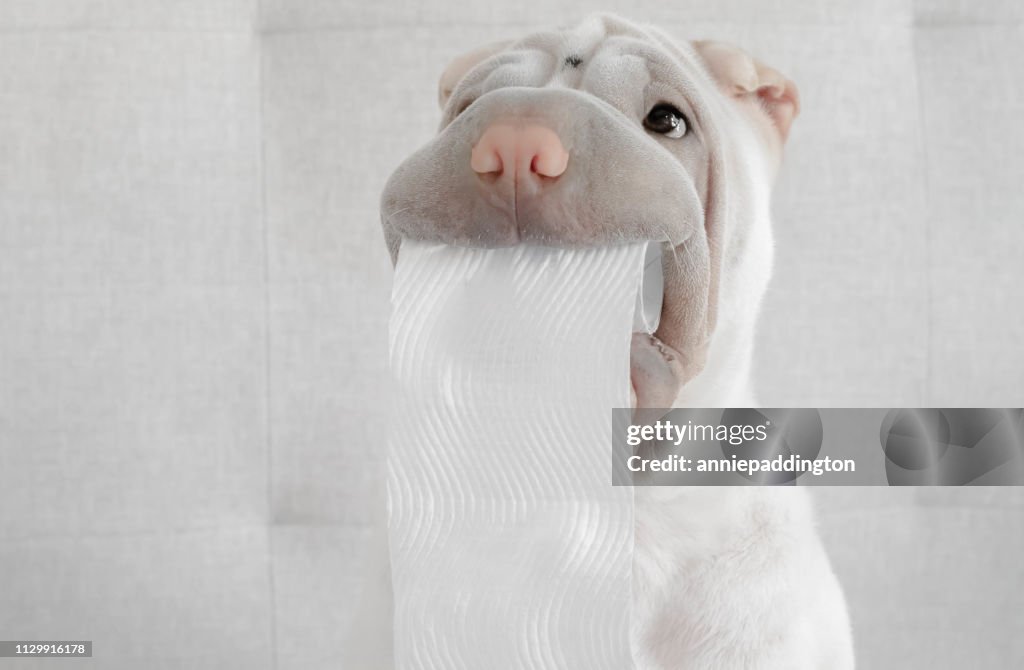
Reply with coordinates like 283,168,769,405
530,147,569,178
471,124,514,176
470,123,568,181
523,125,569,178
470,147,503,175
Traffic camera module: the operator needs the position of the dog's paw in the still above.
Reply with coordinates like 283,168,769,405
630,332,687,409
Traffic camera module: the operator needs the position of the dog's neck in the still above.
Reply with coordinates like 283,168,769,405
674,313,760,407
674,128,776,409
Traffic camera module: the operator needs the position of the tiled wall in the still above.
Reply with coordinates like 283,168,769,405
0,1,1021,668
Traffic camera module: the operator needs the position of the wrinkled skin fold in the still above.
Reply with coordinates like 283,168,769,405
380,15,744,398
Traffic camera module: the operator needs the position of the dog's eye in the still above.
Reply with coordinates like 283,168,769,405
643,104,688,139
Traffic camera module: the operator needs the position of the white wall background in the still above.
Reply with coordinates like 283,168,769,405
0,1,1022,668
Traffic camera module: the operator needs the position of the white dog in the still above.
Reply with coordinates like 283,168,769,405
356,14,855,669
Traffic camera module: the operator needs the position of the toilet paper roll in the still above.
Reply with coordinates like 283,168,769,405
635,242,663,333
387,241,650,670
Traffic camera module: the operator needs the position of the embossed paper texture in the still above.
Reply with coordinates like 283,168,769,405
387,242,640,670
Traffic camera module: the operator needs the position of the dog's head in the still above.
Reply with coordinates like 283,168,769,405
381,14,798,388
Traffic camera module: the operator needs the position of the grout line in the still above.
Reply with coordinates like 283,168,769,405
255,20,922,36
0,26,254,34
909,28,934,407
912,17,1024,28
0,523,269,546
256,0,280,664
0,520,376,546
251,20,1024,37
0,17,1017,39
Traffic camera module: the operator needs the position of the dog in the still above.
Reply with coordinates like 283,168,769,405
353,14,855,669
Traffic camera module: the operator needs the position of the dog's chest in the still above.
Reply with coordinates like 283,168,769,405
631,489,818,668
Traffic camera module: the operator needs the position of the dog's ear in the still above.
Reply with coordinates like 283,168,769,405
438,40,513,109
692,40,800,142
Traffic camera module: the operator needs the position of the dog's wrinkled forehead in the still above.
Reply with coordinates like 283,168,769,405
444,16,711,126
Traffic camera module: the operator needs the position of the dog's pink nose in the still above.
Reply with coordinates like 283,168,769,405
470,124,569,182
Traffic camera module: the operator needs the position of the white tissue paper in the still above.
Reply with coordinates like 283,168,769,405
388,240,654,670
